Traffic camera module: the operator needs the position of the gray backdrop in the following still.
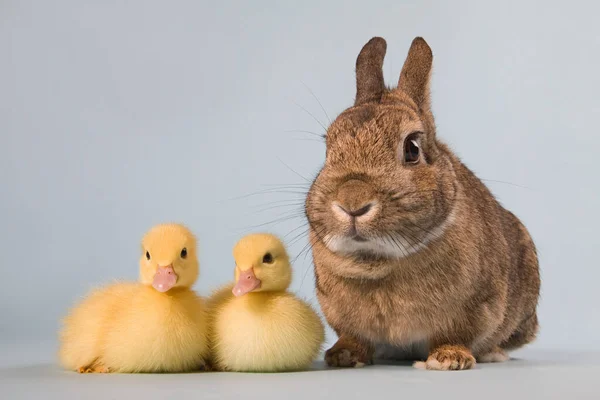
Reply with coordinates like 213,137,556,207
1,0,598,366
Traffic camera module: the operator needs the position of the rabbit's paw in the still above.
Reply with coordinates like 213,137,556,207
414,345,476,371
325,348,369,368
325,336,373,368
477,347,509,363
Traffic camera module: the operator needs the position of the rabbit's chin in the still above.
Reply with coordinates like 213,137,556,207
324,233,427,259
323,209,457,260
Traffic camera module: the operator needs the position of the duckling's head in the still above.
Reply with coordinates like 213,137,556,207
139,223,199,292
232,233,292,297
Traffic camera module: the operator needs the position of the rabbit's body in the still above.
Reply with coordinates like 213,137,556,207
306,37,540,370
312,148,539,361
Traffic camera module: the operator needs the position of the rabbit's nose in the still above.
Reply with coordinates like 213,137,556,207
343,203,372,217
333,178,378,221
332,201,378,221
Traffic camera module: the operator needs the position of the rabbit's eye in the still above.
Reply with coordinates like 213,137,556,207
404,134,420,164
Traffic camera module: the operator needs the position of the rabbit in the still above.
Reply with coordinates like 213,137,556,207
304,36,540,371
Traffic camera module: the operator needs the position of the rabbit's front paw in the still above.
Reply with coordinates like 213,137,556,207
414,345,476,371
325,336,373,368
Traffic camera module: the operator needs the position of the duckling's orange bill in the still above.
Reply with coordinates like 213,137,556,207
152,265,177,292
232,269,261,297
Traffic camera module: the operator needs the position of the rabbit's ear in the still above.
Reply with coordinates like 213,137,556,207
397,37,433,109
354,37,387,106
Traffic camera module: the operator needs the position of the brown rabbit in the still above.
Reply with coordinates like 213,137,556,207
305,36,540,371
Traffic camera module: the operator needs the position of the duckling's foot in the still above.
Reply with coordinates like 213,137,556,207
91,365,110,373
77,362,109,373
197,360,212,372
325,335,374,368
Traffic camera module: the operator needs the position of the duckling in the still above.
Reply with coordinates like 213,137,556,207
209,233,325,372
58,223,209,373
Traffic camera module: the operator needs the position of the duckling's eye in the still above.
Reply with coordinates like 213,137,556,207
262,253,274,264
180,248,187,259
145,251,151,261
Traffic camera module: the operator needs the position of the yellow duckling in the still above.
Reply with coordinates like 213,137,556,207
59,223,209,373
208,233,325,372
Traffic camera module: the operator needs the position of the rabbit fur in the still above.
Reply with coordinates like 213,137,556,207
305,37,540,371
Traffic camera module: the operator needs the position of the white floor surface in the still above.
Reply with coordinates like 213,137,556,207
1,345,599,400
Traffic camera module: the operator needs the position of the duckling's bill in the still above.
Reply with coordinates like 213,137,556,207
152,265,178,292
232,269,261,297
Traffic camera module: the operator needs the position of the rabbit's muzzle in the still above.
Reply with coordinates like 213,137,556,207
330,179,379,238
